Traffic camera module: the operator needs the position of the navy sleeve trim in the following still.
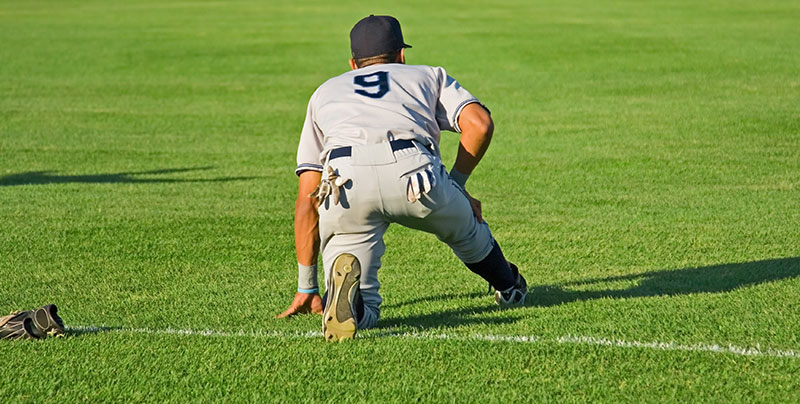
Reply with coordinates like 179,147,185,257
295,163,324,176
452,99,483,133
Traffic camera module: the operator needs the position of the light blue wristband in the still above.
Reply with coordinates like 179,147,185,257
298,263,319,292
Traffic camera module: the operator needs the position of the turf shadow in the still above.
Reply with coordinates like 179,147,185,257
0,167,259,186
527,256,800,307
379,303,520,331
380,291,487,309
380,257,799,329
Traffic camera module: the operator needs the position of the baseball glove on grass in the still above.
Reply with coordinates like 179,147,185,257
0,311,36,340
0,304,65,340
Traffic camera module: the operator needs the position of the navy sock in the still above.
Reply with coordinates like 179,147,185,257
465,241,517,291
354,292,364,322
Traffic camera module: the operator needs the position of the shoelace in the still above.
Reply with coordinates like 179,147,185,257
47,329,65,337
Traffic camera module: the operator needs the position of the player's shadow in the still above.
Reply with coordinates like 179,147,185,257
382,256,800,330
381,291,487,310
528,256,800,307
0,167,259,186
380,301,518,330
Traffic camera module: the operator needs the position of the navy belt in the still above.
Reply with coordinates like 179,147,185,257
328,139,433,161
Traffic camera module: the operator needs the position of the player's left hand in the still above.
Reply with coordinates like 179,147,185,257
275,292,323,318
465,191,483,223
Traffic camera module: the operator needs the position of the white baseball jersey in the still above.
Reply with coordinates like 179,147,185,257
295,63,482,175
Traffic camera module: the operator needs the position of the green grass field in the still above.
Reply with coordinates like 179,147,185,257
2,0,799,402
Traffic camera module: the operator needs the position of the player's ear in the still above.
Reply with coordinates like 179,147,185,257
398,48,406,64
349,58,358,70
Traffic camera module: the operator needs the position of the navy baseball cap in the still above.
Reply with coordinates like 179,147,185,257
350,15,412,59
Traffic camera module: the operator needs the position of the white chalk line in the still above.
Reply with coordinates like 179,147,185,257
66,325,800,359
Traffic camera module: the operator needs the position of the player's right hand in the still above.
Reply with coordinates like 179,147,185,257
275,292,323,318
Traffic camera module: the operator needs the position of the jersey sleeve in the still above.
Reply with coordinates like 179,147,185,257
295,92,325,176
433,67,485,133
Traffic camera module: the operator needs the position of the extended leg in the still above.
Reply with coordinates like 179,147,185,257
464,239,516,291
388,161,526,303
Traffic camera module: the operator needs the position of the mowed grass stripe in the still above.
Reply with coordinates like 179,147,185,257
2,0,799,402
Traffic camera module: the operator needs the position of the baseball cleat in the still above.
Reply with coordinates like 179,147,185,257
322,253,361,342
494,263,527,306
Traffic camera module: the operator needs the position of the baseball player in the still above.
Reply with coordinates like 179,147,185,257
276,15,527,341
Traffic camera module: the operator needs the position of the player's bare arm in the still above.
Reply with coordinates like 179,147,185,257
276,170,323,318
452,102,495,222
453,102,494,175
294,170,321,266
